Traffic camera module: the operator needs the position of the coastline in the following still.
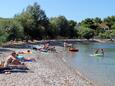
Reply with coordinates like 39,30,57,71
2,38,115,46
0,43,95,86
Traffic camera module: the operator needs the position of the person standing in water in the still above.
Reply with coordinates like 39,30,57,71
95,48,104,55
101,49,104,55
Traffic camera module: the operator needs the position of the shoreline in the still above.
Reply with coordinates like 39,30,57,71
60,54,95,86
1,38,115,47
0,44,95,86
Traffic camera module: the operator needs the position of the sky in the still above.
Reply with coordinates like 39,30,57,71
0,0,115,22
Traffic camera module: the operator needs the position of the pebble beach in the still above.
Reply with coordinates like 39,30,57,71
0,42,95,86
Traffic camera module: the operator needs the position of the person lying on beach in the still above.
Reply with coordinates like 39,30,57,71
32,45,43,51
32,43,49,51
4,51,22,67
16,54,36,62
17,50,32,54
43,43,49,49
36,43,56,52
44,43,56,52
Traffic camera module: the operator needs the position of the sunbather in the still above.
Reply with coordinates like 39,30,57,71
43,43,56,52
18,50,32,54
4,51,22,67
43,43,49,49
16,54,36,62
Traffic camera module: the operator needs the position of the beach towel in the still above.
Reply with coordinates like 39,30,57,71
0,65,29,73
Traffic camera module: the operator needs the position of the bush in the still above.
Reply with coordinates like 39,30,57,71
78,27,95,40
98,31,112,39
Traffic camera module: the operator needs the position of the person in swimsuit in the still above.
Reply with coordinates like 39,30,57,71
4,51,21,67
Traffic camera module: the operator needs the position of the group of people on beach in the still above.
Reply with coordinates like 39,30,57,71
1,41,105,74
33,42,56,52
5,42,104,67
2,42,56,69
0,50,36,74
4,51,36,68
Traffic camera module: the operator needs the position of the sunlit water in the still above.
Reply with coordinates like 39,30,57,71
64,42,115,86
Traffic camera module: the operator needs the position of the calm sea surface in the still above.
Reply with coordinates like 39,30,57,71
64,42,115,86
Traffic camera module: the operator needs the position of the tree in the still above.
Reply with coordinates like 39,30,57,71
47,19,58,39
104,16,115,28
15,12,34,41
111,29,115,38
78,27,95,40
94,17,102,24
68,20,77,38
15,2,49,40
111,23,115,30
0,26,9,44
98,31,113,39
8,20,24,41
26,2,49,40
49,16,69,38
57,16,69,37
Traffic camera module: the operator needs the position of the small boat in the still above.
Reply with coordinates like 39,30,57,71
69,48,79,52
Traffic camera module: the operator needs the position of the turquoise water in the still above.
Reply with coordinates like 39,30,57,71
64,42,115,86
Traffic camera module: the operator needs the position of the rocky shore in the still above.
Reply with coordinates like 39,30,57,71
0,43,95,86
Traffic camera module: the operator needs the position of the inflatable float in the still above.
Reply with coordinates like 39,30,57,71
90,53,104,57
18,50,32,54
69,48,79,52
